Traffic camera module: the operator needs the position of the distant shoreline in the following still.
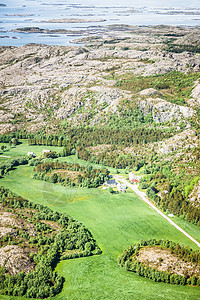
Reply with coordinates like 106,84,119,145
1,0,200,47
0,24,199,47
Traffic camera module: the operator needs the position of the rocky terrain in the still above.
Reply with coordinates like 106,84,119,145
0,209,36,236
0,25,200,134
137,246,200,278
0,245,35,275
188,180,200,207
0,205,37,275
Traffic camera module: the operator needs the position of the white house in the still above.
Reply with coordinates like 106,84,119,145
27,151,36,157
42,149,51,155
117,183,127,193
129,172,135,181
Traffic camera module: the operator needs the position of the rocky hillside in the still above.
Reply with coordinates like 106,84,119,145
0,25,200,134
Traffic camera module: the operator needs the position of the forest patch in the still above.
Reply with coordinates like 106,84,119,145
33,161,109,188
0,186,101,298
118,239,200,286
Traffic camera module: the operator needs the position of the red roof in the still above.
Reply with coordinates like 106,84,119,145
131,179,139,182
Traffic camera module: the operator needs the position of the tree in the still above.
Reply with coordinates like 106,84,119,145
12,138,18,147
50,173,58,184
180,276,187,285
191,276,197,286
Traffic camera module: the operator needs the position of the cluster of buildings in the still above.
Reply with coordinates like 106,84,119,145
27,149,51,158
105,172,141,193
27,150,140,194
105,178,127,193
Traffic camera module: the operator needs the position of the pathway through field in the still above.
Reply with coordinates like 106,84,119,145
114,175,200,248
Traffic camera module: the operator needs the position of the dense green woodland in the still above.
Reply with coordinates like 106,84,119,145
33,161,109,188
0,126,171,148
118,239,200,286
140,161,200,226
0,187,100,298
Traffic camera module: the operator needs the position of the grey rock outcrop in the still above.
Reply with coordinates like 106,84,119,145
137,96,194,123
189,82,200,106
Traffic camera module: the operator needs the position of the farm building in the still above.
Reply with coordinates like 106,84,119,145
129,172,140,184
132,178,139,183
117,183,127,193
27,152,36,157
129,172,135,181
105,179,117,186
42,149,51,155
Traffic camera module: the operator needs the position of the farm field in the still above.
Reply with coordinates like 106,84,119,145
0,140,61,160
0,163,200,300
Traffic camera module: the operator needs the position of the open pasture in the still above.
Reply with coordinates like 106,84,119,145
0,140,61,159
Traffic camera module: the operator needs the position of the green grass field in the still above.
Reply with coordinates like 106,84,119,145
0,140,61,160
0,164,200,300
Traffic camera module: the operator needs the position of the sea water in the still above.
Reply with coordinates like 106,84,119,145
0,0,200,46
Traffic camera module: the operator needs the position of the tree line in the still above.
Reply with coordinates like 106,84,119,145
1,126,171,148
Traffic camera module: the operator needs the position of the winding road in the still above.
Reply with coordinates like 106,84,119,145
114,175,200,248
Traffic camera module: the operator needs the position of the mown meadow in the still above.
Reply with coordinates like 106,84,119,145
0,141,61,160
